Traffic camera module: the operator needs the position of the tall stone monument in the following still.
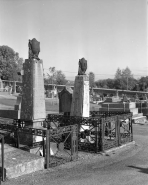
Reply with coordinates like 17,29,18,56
20,38,46,144
70,58,89,117
21,38,46,122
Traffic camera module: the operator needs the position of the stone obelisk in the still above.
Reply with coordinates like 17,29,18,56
20,38,46,145
70,58,89,117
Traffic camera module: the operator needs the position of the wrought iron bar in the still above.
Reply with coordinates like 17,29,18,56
1,136,4,182
46,129,50,169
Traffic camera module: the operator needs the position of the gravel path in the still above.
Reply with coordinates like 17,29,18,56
2,124,148,185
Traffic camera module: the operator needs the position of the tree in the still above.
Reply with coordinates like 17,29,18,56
89,72,95,88
114,67,136,90
0,46,23,81
138,76,148,91
106,79,115,89
95,79,108,88
122,67,133,78
55,70,67,85
115,68,122,79
44,67,67,85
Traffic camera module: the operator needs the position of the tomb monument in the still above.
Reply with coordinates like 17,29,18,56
20,38,46,145
70,58,89,117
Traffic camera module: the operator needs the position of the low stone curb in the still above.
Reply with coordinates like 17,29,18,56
102,141,136,155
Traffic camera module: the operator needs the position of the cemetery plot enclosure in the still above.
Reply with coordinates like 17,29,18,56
0,119,78,168
47,112,133,153
0,112,133,169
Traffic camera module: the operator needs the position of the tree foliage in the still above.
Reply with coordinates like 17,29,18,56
114,67,136,90
95,67,138,91
115,68,122,79
89,72,95,88
95,79,108,88
44,67,67,85
0,45,23,81
137,76,148,91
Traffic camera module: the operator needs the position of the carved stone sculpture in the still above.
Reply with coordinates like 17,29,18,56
78,58,87,75
28,38,40,60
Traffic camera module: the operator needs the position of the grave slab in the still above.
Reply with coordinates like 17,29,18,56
0,144,44,179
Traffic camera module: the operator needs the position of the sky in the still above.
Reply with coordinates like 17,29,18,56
0,0,147,80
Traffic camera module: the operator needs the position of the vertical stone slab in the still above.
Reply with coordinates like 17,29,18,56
59,86,73,114
71,75,89,117
21,59,46,121
32,60,46,120
12,81,16,94
0,78,3,90
83,80,89,116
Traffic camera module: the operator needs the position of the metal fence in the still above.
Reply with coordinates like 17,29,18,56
0,135,5,183
0,111,133,173
47,111,133,153
0,119,78,169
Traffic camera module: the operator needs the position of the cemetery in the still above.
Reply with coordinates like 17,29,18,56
0,38,147,182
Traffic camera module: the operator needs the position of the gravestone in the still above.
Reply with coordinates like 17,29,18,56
21,59,46,121
12,81,16,94
0,78,3,91
122,94,129,102
71,58,89,117
59,86,73,115
20,38,46,145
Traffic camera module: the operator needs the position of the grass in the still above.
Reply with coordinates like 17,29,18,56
0,96,101,112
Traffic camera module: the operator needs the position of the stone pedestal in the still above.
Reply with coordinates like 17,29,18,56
71,75,89,117
20,59,46,145
21,59,46,121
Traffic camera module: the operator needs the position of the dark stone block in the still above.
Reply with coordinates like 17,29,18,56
59,86,73,113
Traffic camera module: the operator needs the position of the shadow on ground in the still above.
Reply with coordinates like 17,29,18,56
128,165,148,174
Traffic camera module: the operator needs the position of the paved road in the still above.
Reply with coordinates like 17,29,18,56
3,124,148,185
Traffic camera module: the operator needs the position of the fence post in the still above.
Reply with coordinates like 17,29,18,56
16,128,19,148
95,122,99,153
1,136,4,182
116,116,121,146
130,116,133,141
46,128,50,169
101,118,105,152
71,125,78,161
42,137,45,157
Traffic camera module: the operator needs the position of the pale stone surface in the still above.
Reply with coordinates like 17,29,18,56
102,102,136,109
0,144,44,179
71,75,89,117
21,59,46,121
12,81,16,94
0,78,3,90
14,95,22,110
83,81,89,117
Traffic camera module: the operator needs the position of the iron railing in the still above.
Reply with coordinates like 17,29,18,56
47,112,133,153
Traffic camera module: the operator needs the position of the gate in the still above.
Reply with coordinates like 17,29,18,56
78,117,102,153
101,113,133,151
43,119,78,168
101,116,118,151
0,119,78,169
118,113,133,145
